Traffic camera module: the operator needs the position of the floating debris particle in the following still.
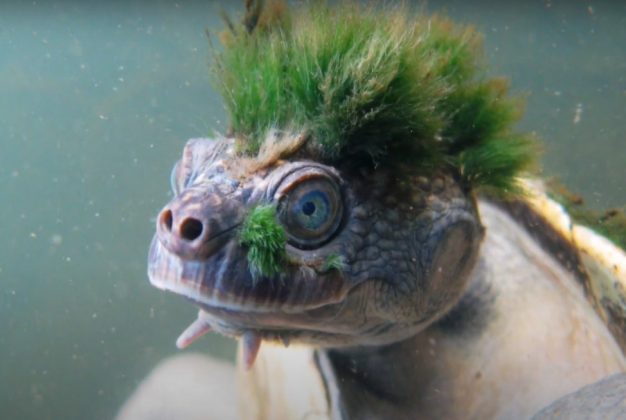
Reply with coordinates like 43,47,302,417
573,103,583,124
50,234,63,246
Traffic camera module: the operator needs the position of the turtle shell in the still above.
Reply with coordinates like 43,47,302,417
507,178,626,353
237,178,626,419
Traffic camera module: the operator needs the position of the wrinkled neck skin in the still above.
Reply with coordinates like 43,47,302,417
317,201,626,420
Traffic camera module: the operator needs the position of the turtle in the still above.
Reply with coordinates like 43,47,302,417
120,1,626,419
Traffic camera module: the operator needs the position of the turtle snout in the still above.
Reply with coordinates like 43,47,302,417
159,209,203,241
156,190,242,261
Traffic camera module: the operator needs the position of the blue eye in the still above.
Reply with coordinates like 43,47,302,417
279,177,343,248
292,190,331,230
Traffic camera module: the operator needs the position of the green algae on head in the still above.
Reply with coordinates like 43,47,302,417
212,0,538,196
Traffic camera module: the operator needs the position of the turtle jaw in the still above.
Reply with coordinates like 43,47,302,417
147,234,354,340
148,231,428,352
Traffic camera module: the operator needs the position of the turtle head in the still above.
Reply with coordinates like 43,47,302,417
149,134,483,352
147,1,536,364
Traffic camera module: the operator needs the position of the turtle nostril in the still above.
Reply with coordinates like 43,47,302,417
161,209,173,232
180,218,203,241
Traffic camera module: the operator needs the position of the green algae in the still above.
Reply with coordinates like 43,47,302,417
239,204,287,280
321,253,345,273
548,180,626,250
212,0,537,195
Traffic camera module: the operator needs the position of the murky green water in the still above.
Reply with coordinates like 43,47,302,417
1,1,624,419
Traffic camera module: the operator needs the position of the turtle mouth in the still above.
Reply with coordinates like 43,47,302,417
147,234,353,337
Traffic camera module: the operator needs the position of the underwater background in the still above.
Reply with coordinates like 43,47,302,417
1,1,624,419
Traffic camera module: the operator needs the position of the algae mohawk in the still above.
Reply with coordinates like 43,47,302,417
212,0,538,195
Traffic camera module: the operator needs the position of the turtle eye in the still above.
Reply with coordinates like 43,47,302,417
278,176,343,249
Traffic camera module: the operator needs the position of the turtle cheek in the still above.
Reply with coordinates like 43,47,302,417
422,218,483,314
404,210,483,326
350,206,483,343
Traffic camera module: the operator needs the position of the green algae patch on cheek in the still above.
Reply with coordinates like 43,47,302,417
239,204,287,280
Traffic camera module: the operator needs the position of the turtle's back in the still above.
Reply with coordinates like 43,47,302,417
499,179,626,354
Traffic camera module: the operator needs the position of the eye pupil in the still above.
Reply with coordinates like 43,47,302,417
302,201,316,216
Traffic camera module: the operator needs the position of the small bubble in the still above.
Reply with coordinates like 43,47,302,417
50,234,63,246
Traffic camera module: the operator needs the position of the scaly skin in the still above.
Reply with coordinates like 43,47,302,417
149,136,482,350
